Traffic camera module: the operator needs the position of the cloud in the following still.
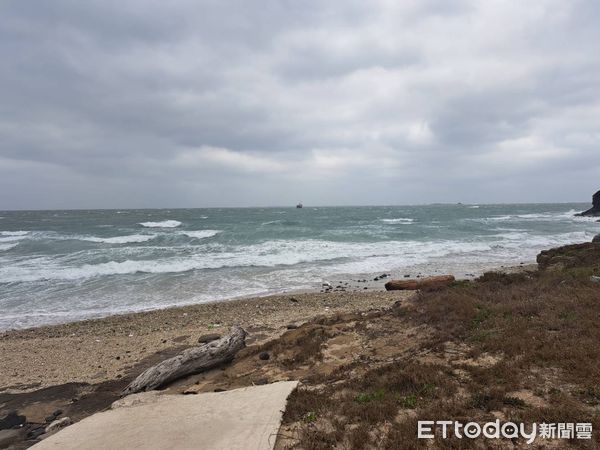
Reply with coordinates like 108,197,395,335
0,0,599,208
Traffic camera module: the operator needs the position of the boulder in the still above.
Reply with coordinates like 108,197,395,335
577,190,600,216
385,275,455,291
593,234,600,243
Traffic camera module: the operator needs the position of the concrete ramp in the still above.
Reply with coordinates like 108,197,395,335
33,381,298,450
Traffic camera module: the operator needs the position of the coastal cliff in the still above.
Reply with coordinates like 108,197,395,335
577,189,600,216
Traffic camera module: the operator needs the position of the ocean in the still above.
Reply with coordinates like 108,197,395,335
0,203,598,330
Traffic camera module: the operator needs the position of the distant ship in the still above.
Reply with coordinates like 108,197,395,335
296,202,303,209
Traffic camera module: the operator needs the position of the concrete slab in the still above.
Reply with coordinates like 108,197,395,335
32,381,298,450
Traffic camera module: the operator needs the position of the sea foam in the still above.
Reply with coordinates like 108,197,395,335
381,218,414,224
80,234,156,244
139,220,182,228
182,230,221,239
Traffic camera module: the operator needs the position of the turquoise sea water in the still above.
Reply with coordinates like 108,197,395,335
0,203,598,330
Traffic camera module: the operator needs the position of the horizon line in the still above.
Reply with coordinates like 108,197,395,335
0,200,590,213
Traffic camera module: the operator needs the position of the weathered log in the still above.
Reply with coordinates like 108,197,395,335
385,275,455,291
122,326,247,396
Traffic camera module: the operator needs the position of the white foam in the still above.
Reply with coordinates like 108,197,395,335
182,230,221,239
0,243,18,251
139,220,182,228
471,209,599,223
381,218,414,224
0,231,30,243
469,205,480,209
80,234,156,244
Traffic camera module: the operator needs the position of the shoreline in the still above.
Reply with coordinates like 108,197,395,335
0,290,411,392
0,262,538,393
0,261,538,334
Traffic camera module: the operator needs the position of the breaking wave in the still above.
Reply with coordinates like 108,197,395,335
1,231,593,284
139,220,182,228
181,230,221,239
80,234,156,244
381,218,414,224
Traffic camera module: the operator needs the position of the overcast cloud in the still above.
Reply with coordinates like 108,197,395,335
1,0,599,209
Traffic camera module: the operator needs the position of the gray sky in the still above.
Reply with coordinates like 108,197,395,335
1,0,599,209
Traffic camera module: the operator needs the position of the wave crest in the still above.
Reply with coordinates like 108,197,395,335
80,234,156,244
139,220,182,228
182,230,221,239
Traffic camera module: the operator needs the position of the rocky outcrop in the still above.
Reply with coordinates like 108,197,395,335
385,275,455,290
537,242,600,270
577,190,600,216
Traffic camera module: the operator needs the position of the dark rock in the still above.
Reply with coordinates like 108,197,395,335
373,277,379,281
214,388,226,392
577,190,600,216
593,234,600,243
52,410,63,418
27,427,46,440
289,297,298,303
404,274,410,278
254,378,269,385
197,333,221,344
286,324,298,329
258,351,270,361
0,411,26,431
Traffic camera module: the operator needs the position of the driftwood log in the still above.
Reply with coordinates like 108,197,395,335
122,326,247,396
385,275,455,291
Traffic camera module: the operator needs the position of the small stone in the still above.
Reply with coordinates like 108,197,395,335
289,297,298,303
286,324,298,329
258,351,270,361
